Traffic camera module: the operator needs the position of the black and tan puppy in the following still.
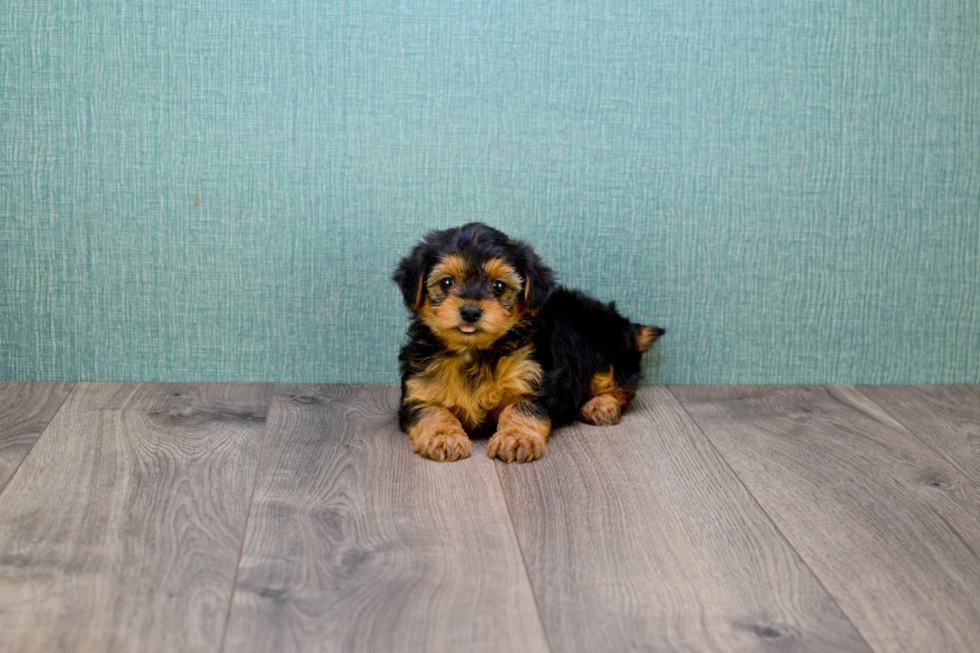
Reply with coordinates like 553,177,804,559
393,223,663,463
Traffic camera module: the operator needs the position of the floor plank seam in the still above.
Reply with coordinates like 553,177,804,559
491,460,556,653
665,384,879,653
0,382,76,502
851,385,979,485
218,384,277,653
5,383,976,652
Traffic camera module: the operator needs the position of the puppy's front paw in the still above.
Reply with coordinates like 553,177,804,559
579,395,622,426
411,425,471,462
488,427,547,463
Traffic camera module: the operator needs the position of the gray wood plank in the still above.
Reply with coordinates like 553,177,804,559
671,384,980,653
223,384,550,653
856,385,980,483
0,382,74,494
496,385,870,653
0,382,273,653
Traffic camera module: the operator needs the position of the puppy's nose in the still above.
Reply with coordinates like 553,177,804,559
459,303,483,323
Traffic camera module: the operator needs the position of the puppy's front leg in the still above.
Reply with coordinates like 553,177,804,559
405,405,472,462
488,401,551,463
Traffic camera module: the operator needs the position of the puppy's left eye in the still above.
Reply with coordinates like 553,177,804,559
491,280,507,295
440,277,455,291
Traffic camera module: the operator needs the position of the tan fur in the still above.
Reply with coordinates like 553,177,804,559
484,257,523,290
579,366,634,426
418,297,525,351
411,278,424,311
431,254,469,283
406,252,548,463
635,326,660,353
405,344,542,431
419,255,527,351
406,406,471,462
396,277,426,312
403,252,471,313
580,394,625,426
487,403,551,463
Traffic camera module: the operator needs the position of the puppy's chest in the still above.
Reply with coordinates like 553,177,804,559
407,346,542,427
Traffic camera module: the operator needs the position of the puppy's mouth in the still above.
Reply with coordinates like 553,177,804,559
459,325,479,334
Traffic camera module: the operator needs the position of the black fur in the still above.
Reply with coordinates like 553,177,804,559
530,288,663,422
394,222,664,436
393,222,554,310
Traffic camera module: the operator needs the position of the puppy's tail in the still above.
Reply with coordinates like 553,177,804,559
630,323,665,353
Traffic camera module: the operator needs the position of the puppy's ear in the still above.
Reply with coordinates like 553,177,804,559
519,247,556,312
393,242,432,312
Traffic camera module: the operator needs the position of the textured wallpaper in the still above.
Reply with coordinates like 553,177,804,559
1,1,978,384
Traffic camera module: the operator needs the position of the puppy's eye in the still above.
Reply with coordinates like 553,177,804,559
491,280,507,295
439,277,455,291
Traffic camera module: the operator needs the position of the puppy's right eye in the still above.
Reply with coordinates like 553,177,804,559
439,277,455,291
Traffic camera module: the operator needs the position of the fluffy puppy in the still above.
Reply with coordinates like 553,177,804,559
393,223,663,463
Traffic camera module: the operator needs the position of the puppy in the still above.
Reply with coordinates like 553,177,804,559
393,223,663,463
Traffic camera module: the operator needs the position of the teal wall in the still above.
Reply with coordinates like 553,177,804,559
2,1,978,384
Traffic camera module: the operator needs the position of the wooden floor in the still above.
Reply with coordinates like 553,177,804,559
0,383,978,653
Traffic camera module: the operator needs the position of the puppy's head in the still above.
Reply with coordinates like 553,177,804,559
393,223,555,350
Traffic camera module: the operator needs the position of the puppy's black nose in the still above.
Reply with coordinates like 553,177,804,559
459,304,483,323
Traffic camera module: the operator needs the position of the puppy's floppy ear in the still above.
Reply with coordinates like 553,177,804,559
517,245,556,312
393,241,433,312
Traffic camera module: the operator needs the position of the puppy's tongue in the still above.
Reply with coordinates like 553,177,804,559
460,326,477,334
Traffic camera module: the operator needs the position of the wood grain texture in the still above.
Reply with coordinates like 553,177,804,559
496,385,870,653
222,384,550,653
0,382,74,494
671,384,980,653
0,382,273,653
856,385,980,482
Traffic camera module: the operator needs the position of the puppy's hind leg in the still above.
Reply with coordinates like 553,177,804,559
579,366,635,426
580,322,664,426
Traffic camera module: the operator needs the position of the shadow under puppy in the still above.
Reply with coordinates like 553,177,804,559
394,223,663,463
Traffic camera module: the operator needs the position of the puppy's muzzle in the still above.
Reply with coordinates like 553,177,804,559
459,303,483,323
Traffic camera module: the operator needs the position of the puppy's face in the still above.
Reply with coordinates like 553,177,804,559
420,253,525,349
394,223,555,350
